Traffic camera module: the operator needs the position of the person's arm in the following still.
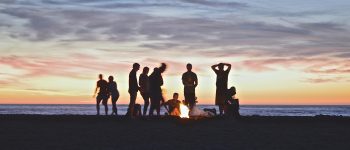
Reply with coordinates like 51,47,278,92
133,72,139,91
225,63,231,72
211,64,218,71
211,64,219,73
160,75,163,86
139,75,143,87
93,82,98,98
182,73,186,86
194,73,198,87
162,100,169,106
139,75,145,92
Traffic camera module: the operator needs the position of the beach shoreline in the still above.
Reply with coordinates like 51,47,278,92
1,115,350,150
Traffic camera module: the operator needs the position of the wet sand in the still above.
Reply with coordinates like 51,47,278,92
0,115,349,150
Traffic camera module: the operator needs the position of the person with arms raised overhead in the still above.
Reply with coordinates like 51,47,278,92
108,75,120,116
93,74,109,115
128,63,140,117
211,63,231,115
139,67,150,116
182,63,198,109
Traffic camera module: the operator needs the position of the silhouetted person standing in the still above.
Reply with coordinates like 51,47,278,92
108,75,119,116
182,63,198,109
93,74,109,115
128,63,140,117
212,63,231,115
139,67,150,116
149,63,167,116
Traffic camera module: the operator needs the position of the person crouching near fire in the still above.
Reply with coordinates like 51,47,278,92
225,86,240,119
162,93,181,116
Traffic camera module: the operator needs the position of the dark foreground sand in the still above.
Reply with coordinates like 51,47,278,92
1,115,349,150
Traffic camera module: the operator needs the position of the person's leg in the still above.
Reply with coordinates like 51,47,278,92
141,93,149,116
156,92,162,116
219,105,224,115
115,94,120,115
149,105,154,116
156,101,160,116
136,104,142,116
102,95,108,115
184,92,189,106
111,96,117,115
96,95,102,115
189,93,195,109
148,95,153,116
128,92,137,117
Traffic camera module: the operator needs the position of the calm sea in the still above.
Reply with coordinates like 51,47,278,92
0,104,349,116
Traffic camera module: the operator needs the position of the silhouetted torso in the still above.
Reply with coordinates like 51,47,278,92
182,71,197,93
214,69,229,105
97,79,108,95
214,70,229,89
164,99,180,113
148,68,164,115
129,69,138,93
149,69,163,93
139,73,149,93
108,81,119,97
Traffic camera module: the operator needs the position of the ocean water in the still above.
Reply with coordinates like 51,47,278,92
0,104,349,116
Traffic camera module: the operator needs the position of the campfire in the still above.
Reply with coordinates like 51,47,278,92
179,103,190,118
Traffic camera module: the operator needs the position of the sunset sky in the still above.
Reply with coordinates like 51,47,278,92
0,0,350,105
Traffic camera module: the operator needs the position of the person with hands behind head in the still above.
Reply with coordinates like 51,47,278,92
211,63,231,115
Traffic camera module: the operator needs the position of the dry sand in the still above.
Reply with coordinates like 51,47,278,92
0,115,349,150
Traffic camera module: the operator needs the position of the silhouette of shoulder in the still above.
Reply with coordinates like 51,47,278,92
182,71,197,79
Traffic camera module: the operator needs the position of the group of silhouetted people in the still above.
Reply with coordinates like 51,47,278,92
93,74,120,115
93,62,240,118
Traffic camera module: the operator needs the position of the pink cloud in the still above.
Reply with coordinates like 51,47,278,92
229,57,350,83
303,77,345,83
305,60,350,74
0,54,131,81
234,57,328,72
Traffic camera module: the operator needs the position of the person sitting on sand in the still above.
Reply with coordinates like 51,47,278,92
225,86,240,118
162,93,181,116
93,74,109,115
108,75,119,116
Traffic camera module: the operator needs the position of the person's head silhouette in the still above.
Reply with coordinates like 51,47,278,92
133,63,140,71
143,67,149,75
218,63,224,71
228,86,236,96
99,74,103,80
108,76,114,82
173,93,179,100
186,63,192,71
153,67,159,72
159,63,167,73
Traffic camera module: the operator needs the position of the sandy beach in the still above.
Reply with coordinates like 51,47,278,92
0,115,349,150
